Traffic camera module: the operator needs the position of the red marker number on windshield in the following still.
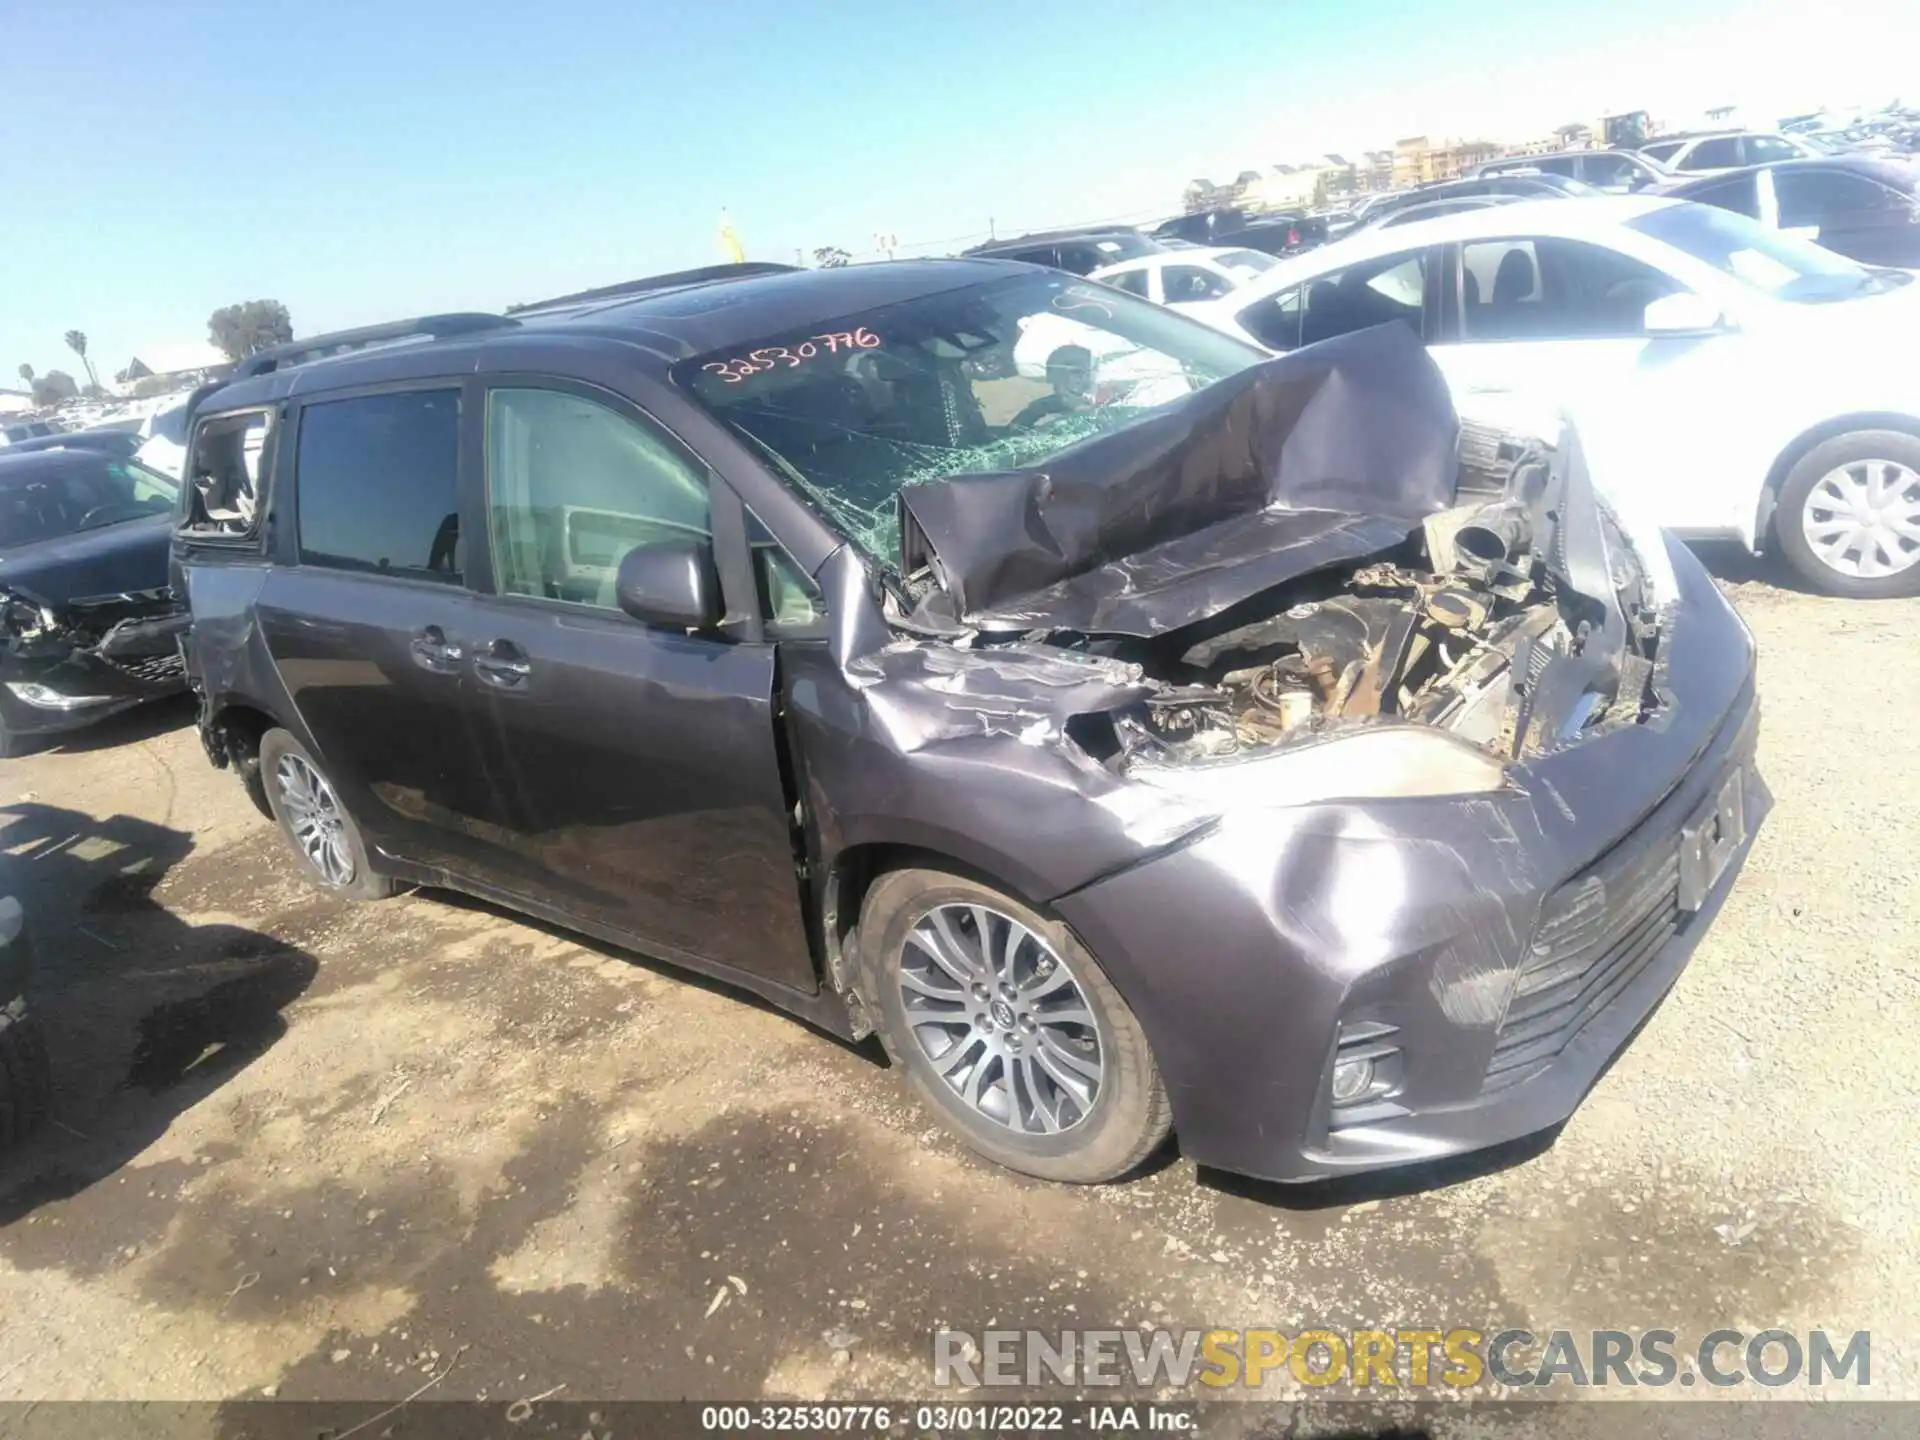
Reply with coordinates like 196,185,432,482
702,327,881,384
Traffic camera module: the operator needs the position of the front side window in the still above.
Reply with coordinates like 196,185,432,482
1298,251,1426,346
1236,286,1303,350
1640,139,1686,164
485,388,709,609
296,390,461,581
183,408,276,537
1161,265,1233,302
672,271,1261,566
0,455,178,548
1460,237,1681,341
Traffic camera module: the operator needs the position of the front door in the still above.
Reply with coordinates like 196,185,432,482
462,381,815,993
261,385,513,883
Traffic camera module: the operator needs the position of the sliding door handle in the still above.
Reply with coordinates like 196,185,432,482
473,640,532,689
409,625,464,673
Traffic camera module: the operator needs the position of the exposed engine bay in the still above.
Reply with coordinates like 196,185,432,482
935,428,1668,769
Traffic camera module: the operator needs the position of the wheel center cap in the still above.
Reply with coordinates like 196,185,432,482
989,998,1017,1029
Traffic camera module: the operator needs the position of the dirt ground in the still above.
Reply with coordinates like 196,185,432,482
0,550,1915,1429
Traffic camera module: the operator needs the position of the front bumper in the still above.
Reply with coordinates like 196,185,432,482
0,612,188,741
1055,540,1767,1183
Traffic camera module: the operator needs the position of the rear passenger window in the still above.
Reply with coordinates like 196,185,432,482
296,390,462,582
1102,268,1151,298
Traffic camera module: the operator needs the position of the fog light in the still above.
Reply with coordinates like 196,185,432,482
1330,1057,1375,1105
5,682,117,711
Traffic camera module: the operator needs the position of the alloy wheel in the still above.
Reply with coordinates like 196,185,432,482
1800,458,1920,580
896,903,1104,1135
275,753,356,887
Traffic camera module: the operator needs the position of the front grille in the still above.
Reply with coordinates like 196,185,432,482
1485,826,1683,1091
101,650,186,687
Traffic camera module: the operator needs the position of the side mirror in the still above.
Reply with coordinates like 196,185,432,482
1642,291,1727,334
615,538,722,631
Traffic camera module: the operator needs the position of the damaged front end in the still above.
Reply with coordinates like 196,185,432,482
807,323,1756,1181
886,325,1671,804
0,584,189,737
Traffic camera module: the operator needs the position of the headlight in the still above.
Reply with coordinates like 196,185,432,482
1127,725,1511,809
1,597,55,640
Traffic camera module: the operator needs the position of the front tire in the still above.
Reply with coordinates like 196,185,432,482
1774,430,1920,598
259,728,398,900
856,868,1171,1183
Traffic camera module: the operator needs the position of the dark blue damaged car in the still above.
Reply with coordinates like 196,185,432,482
174,261,1765,1185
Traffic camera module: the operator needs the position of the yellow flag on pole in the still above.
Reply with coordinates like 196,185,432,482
718,210,745,263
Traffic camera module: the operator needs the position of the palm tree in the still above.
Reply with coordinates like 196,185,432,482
15,363,31,387
64,330,98,391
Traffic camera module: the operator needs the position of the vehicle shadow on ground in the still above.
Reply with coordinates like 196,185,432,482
0,801,317,1224
29,692,197,756
1687,539,1825,595
417,885,885,1059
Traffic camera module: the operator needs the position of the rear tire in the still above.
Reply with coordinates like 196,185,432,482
0,997,51,1153
856,867,1171,1184
259,728,399,900
1773,430,1920,598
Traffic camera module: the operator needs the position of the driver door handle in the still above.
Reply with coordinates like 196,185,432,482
473,639,533,690
409,625,464,674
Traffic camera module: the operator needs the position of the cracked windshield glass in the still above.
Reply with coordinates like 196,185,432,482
675,271,1260,564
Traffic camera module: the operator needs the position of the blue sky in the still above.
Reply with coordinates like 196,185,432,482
0,0,1906,382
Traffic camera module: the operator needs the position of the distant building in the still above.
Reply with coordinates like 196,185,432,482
114,340,229,395
1393,135,1500,186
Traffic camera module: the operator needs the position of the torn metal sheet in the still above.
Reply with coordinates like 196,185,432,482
898,323,1459,635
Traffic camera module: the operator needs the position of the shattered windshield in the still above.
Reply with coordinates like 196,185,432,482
672,271,1264,565
0,455,180,549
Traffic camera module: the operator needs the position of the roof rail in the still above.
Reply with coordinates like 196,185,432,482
506,262,801,315
233,312,517,380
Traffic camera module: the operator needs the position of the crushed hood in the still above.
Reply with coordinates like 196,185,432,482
897,323,1460,636
0,513,173,609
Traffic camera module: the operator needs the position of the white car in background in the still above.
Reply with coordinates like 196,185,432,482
1088,247,1278,310
133,397,194,479
1638,130,1822,176
1180,195,1920,596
